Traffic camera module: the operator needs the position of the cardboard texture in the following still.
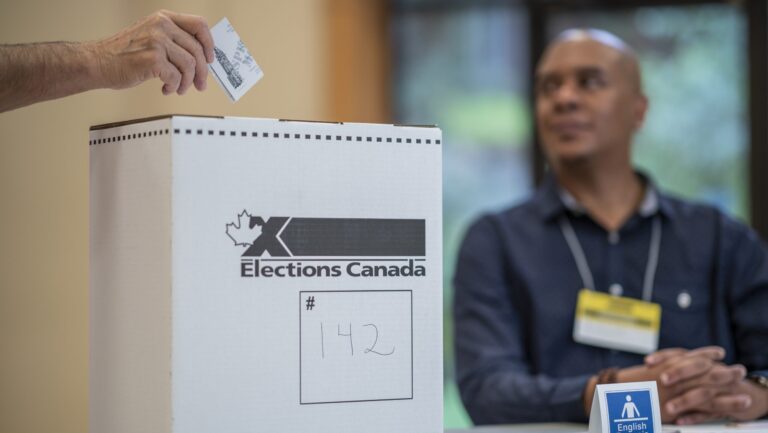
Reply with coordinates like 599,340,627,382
89,115,443,433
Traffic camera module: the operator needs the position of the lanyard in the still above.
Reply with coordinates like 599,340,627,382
558,215,662,302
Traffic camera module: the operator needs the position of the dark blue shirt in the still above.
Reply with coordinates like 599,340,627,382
453,175,768,424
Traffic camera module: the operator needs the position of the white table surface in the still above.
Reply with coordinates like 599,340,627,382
446,421,768,433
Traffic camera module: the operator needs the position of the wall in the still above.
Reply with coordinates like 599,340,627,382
0,1,329,432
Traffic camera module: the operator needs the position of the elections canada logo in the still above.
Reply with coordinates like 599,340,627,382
225,210,427,278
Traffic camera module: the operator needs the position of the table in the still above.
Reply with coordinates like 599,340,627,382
446,421,768,433
447,423,586,433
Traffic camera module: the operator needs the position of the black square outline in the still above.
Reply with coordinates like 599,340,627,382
298,289,414,405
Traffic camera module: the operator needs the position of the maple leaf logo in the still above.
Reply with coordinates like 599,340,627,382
226,210,262,247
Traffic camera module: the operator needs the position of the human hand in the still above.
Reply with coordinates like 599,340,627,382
595,346,728,423
645,346,756,424
663,378,768,425
90,10,214,95
645,346,732,388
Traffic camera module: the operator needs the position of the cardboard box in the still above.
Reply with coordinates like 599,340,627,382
89,115,443,433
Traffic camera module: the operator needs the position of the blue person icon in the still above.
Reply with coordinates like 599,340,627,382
607,390,653,433
621,395,640,419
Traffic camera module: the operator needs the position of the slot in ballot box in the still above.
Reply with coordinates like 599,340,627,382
89,115,443,433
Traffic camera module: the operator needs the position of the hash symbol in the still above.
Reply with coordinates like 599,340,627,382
306,296,315,311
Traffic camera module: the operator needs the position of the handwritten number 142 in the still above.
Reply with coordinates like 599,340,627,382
319,323,395,358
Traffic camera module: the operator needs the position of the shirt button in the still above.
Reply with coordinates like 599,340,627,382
609,283,623,297
677,291,692,309
608,231,620,244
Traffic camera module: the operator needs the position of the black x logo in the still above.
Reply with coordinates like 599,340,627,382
242,217,291,257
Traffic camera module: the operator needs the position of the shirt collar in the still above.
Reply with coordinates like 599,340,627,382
534,171,674,221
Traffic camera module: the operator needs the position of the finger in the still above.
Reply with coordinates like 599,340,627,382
661,356,715,386
666,386,719,416
708,364,747,386
709,393,752,415
676,412,723,426
165,11,214,63
170,29,208,91
684,346,726,362
645,348,687,366
155,58,182,95
165,43,196,95
646,346,725,366
672,364,746,394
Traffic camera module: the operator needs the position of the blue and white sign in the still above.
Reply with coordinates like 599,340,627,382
589,381,661,433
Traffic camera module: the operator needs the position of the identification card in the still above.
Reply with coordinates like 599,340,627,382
573,289,661,354
208,17,264,102
589,381,662,433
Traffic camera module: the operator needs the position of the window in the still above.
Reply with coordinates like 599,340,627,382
393,3,532,427
392,1,755,428
548,3,749,220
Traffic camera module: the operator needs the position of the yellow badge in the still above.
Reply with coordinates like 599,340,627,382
573,289,661,354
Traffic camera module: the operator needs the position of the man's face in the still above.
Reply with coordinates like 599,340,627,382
535,39,647,164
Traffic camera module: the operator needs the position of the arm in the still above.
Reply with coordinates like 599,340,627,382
0,42,101,112
453,216,592,424
640,216,768,424
723,217,768,385
0,10,214,113
709,215,768,421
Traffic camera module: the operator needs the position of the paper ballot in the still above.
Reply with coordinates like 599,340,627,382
209,17,263,101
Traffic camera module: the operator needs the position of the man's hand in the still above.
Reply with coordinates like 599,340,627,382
582,346,733,423
645,347,768,425
669,379,768,425
0,10,214,112
91,10,214,95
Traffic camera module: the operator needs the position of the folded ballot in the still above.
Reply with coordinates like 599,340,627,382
89,115,443,433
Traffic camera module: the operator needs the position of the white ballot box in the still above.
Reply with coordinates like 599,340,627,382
89,115,443,433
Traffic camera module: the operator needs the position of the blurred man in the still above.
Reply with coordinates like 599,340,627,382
454,29,768,425
0,9,214,113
